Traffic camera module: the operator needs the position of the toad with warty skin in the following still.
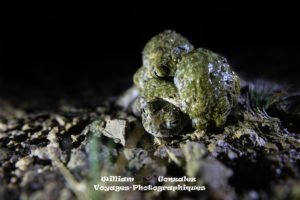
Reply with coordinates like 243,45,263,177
133,30,240,137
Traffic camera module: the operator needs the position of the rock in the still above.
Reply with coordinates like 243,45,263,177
200,158,233,190
0,133,8,140
233,128,266,147
181,141,208,177
0,149,9,161
123,148,153,170
104,119,127,146
0,122,7,132
55,115,67,126
89,119,127,146
15,157,33,171
116,86,139,109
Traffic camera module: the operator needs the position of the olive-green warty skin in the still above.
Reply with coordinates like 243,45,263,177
135,97,190,138
142,30,194,79
134,67,179,106
134,30,240,137
174,48,240,129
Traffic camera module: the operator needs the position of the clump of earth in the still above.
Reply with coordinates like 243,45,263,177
0,31,300,200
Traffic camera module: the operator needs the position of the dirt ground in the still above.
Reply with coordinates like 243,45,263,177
0,79,300,200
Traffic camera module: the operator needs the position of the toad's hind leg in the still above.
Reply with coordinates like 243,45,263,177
143,78,181,108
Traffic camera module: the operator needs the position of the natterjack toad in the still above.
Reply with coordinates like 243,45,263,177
133,66,180,106
133,97,190,138
142,30,194,79
174,48,240,129
133,30,240,136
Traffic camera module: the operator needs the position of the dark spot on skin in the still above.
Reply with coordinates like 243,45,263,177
227,93,233,105
142,108,148,117
221,65,226,72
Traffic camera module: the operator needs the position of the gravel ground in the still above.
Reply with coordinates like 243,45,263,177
0,80,300,200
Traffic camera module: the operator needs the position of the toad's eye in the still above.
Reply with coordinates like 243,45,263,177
154,70,163,78
154,65,169,78
167,120,179,129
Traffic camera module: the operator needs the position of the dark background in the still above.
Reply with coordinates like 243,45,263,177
1,0,299,99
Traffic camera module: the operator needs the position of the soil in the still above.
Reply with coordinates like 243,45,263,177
0,79,299,200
